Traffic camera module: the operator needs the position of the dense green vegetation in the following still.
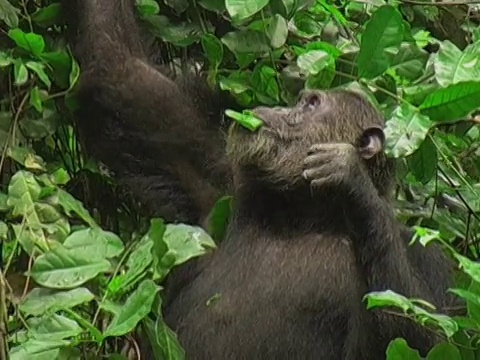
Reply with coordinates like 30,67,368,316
2,0,480,359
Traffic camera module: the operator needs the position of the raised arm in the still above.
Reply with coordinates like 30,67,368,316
62,0,232,223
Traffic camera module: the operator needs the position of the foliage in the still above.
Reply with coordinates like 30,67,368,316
2,0,480,358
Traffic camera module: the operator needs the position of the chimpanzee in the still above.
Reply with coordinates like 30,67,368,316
63,0,456,359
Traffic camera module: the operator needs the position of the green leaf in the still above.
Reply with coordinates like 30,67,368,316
389,43,428,81
434,41,480,87
226,0,269,21
222,30,270,53
225,109,264,131
8,29,45,56
55,188,97,228
426,343,461,360
384,103,433,158
22,313,83,340
0,0,20,27
297,50,332,75
364,290,413,312
108,233,153,295
419,81,480,122
163,224,217,266
10,339,69,360
201,33,224,69
199,0,225,12
63,228,125,260
20,287,95,316
69,57,80,89
104,279,159,337
30,244,111,289
144,315,186,360
31,3,62,27
268,14,288,48
13,61,28,86
252,65,280,104
29,86,43,113
207,195,234,243
136,0,160,16
7,170,42,219
7,146,46,170
407,136,437,184
25,61,52,89
386,338,421,360
357,5,404,79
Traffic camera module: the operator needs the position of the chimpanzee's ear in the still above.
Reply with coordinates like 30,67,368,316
358,126,385,159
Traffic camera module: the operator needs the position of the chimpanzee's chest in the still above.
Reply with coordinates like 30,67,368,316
165,233,363,359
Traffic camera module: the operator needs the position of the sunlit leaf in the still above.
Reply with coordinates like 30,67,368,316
226,0,269,21
384,103,433,158
434,40,480,87
8,29,45,55
419,81,480,122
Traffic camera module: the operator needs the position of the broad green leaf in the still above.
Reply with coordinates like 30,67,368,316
136,0,160,16
13,61,28,86
357,5,404,79
31,3,62,27
10,339,69,360
63,228,124,260
389,43,428,81
108,233,153,294
0,51,13,67
30,244,111,289
364,290,413,312
8,29,45,56
29,86,43,113
149,218,174,281
0,221,7,241
55,188,97,228
7,170,42,220
225,109,263,131
407,136,437,184
201,34,224,69
226,0,269,21
384,103,433,158
163,223,217,266
426,343,461,360
8,146,46,170
20,105,59,139
143,316,186,360
466,280,480,323
144,15,202,47
252,65,280,104
104,279,159,337
20,287,95,316
420,81,480,122
386,338,421,360
268,14,288,48
454,254,480,284
22,313,83,340
0,0,19,27
207,195,234,243
26,61,52,89
297,50,332,75
222,31,270,53
434,41,480,87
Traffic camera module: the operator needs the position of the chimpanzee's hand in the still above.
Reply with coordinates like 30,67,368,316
302,143,372,197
